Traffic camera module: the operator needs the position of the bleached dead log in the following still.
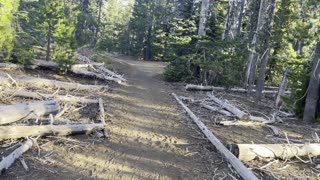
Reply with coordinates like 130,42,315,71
200,103,232,116
0,63,22,70
31,59,120,83
0,139,34,173
249,116,274,124
0,73,108,91
207,93,248,119
0,124,105,140
172,93,258,180
98,98,108,137
76,54,126,82
266,125,280,137
219,121,264,126
0,100,60,125
186,84,288,94
229,143,320,161
3,90,98,104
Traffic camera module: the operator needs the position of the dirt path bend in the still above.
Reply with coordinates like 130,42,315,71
99,57,232,180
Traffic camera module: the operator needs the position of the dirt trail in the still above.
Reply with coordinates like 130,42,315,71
2,57,232,180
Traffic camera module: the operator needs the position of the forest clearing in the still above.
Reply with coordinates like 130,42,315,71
1,0,320,179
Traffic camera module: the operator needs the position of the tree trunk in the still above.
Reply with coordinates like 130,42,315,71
0,100,60,125
46,22,52,61
143,25,152,61
222,0,234,40
275,67,289,108
236,0,245,36
303,42,320,124
198,0,210,36
255,0,276,100
244,0,267,93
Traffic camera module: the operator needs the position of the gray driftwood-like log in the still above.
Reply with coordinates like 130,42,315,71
207,93,248,119
76,54,126,82
0,139,34,173
172,93,258,180
0,63,22,70
0,100,60,125
0,124,104,140
229,143,320,161
3,90,98,104
98,98,108,137
0,73,108,91
186,84,288,94
219,121,264,126
31,59,121,83
200,103,232,116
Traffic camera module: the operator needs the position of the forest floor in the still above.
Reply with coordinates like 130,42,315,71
1,54,320,180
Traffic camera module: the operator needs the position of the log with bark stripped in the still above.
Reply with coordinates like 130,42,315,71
0,139,34,174
0,124,105,140
229,143,320,161
3,90,98,104
0,73,108,91
200,103,232,116
172,93,258,180
76,54,126,82
207,93,248,119
0,100,60,125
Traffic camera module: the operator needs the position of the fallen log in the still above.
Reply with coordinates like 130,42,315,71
32,59,121,83
0,124,104,140
76,54,126,82
3,90,98,104
219,121,264,126
0,73,108,91
207,93,248,119
0,63,22,70
266,125,280,137
172,93,258,180
0,139,34,174
186,84,290,94
0,100,60,125
200,103,232,116
229,143,320,161
98,98,108,137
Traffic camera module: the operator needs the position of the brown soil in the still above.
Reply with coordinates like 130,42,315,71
0,56,236,179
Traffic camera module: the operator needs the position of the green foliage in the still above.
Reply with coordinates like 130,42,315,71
52,46,75,74
164,58,193,82
0,0,20,61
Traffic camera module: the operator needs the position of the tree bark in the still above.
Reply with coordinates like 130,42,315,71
198,0,210,36
255,0,276,100
0,100,60,125
303,42,320,123
222,0,234,40
46,22,52,61
236,0,245,36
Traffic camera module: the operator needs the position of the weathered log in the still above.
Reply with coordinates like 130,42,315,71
0,139,34,173
207,93,248,119
76,54,126,82
266,125,280,137
0,73,108,91
0,100,60,125
200,103,232,116
229,143,320,161
172,93,258,180
186,84,289,94
249,115,274,124
0,124,105,140
3,90,98,104
0,63,22,70
98,98,108,137
219,121,264,126
31,59,121,83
